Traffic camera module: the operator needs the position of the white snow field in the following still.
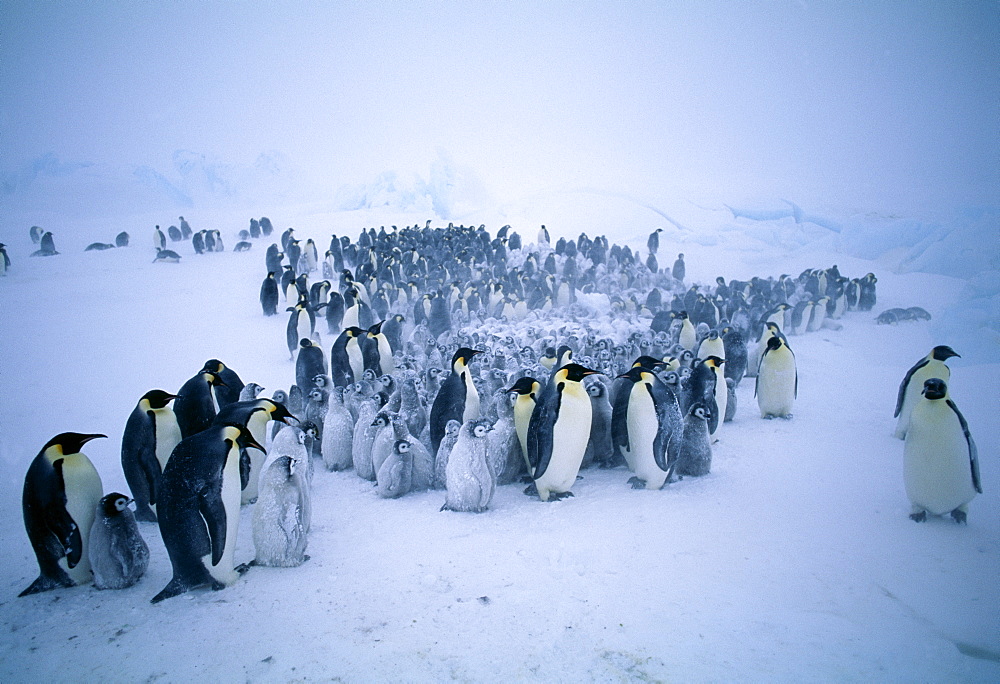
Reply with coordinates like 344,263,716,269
0,203,997,683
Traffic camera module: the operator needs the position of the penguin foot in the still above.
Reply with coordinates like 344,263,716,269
628,476,647,490
520,475,534,484
523,483,539,497
548,491,574,502
133,507,158,523
235,562,253,575
19,573,75,597
951,509,968,525
151,578,190,604
909,511,927,523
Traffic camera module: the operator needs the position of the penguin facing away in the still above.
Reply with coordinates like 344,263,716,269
894,345,960,440
152,425,263,603
20,432,107,596
173,370,226,438
88,493,150,589
120,389,180,522
528,364,601,501
904,378,981,523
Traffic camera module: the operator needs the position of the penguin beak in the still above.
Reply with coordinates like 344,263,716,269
80,434,108,446
239,431,266,453
271,403,297,425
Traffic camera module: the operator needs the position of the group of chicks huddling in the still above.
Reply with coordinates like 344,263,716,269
18,219,881,604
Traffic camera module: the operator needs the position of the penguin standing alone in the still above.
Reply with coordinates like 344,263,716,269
904,378,980,523
88,493,150,589
260,272,279,316
756,336,797,419
20,433,106,596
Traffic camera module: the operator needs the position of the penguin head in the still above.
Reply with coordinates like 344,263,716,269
99,493,132,518
558,363,601,383
451,347,483,372
445,419,462,438
617,366,648,383
300,338,313,349
142,389,177,410
41,432,107,458
394,440,411,455
766,336,783,352
265,399,297,425
469,419,493,439
586,381,606,398
921,378,948,401
704,355,725,369
690,404,710,421
931,345,960,361
202,359,226,374
346,326,367,339
631,355,663,371
506,376,539,397
222,424,265,453
272,389,288,404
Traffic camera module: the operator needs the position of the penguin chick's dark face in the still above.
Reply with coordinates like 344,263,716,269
922,378,947,400
143,389,177,409
394,440,411,454
100,493,132,517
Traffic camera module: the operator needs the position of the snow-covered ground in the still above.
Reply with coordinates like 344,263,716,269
0,205,997,682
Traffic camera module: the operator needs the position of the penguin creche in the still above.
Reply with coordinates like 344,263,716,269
88,493,150,589
20,433,106,596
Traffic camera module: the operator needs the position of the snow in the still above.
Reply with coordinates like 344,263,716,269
0,203,997,682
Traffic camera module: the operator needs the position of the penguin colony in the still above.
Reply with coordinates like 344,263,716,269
15,217,980,604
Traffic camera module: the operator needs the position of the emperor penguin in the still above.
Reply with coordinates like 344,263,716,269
528,364,601,501
697,329,726,362
672,253,685,282
296,338,327,393
613,367,681,489
286,299,314,360
487,389,523,485
121,389,181,522
352,394,385,481
212,399,296,505
583,375,615,470
88,493,150,589
442,419,495,512
894,345,960,440
904,378,981,523
152,425,264,603
748,321,784,380
331,326,368,387
434,419,463,490
0,243,10,275
676,311,697,352
252,455,311,566
260,272,279,316
377,439,414,499
429,348,483,454
507,377,540,475
173,370,226,438
756,335,797,418
704,356,727,433
675,403,713,477
321,386,355,472
366,321,395,376
20,433,106,596
154,225,166,250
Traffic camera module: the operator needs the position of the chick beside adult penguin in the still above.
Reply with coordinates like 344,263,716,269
442,419,495,513
89,493,150,590
252,455,311,566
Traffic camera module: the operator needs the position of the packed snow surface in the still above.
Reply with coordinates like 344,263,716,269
0,206,997,682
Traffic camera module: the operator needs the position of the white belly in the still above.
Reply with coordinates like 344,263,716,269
712,369,727,432
904,403,976,515
462,378,480,423
241,412,270,504
296,310,312,346
514,397,534,471
57,454,103,584
153,410,182,471
205,443,242,585
536,392,591,500
757,352,796,417
347,342,364,383
627,393,665,488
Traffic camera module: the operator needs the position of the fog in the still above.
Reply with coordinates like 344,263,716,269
1,1,997,221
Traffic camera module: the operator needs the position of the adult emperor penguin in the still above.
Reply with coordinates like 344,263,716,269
528,363,601,501
613,366,681,489
260,272,279,316
507,377,540,475
296,338,327,393
429,348,483,454
331,326,368,387
121,389,181,522
672,253,685,282
904,378,981,523
152,425,264,603
88,493,150,589
442,419,495,513
154,225,166,251
365,320,395,376
893,345,960,440
676,311,697,352
20,432,106,596
286,299,314,360
173,370,226,438
756,335,797,418
213,398,296,505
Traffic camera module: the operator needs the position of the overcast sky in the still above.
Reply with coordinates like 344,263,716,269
2,1,997,212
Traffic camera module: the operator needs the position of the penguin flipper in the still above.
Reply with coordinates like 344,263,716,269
239,448,251,491
47,459,84,568
895,359,928,417
610,383,631,451
198,488,228,567
947,399,982,494
529,391,559,480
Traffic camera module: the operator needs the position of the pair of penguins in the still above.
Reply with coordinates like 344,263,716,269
894,345,981,523
20,362,305,601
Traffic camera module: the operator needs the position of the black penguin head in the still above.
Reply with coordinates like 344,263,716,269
100,493,132,517
201,359,226,374
225,425,265,452
506,376,539,396
142,389,177,409
42,432,107,456
267,400,297,425
704,355,725,369
931,345,960,361
451,347,482,370
346,326,367,339
300,338,313,349
766,336,783,351
922,378,948,400
559,363,601,383
631,355,663,371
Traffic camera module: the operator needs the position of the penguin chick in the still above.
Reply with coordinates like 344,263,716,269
675,404,713,477
434,419,462,490
442,420,495,513
252,455,311,566
377,440,414,499
89,493,150,590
